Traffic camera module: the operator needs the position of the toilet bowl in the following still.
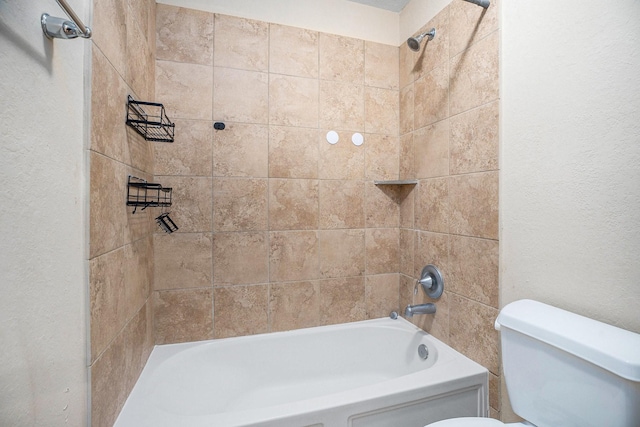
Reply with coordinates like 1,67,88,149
425,300,640,427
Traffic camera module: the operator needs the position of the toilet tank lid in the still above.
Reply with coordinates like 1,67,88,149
495,299,640,381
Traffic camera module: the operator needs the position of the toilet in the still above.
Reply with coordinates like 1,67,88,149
427,299,640,427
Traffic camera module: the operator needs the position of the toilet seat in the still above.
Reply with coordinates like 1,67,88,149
426,417,506,426
426,417,531,427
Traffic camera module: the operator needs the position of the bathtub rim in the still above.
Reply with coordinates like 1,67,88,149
115,317,489,427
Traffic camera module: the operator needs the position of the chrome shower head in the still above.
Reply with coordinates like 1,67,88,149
406,28,436,52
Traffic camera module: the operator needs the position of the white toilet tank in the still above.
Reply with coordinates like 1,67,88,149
495,300,640,427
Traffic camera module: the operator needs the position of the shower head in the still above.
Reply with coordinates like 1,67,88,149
407,28,436,52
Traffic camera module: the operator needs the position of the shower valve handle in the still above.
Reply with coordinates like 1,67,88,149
418,275,434,289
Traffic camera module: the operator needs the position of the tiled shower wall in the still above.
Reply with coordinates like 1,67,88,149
152,4,405,343
88,0,156,426
398,1,501,418
88,0,501,423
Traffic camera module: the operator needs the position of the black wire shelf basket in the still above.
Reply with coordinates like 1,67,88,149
126,176,172,213
125,95,175,142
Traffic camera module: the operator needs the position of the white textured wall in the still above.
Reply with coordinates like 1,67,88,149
157,0,400,45
0,0,88,425
501,0,640,333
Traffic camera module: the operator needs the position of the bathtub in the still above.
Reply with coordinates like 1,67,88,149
114,317,488,427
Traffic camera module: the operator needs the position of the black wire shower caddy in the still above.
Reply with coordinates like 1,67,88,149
125,95,175,142
126,176,173,213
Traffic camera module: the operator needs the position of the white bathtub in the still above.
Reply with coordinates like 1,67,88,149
114,317,488,427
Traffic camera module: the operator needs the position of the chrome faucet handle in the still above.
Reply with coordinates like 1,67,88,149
418,274,433,289
417,265,444,299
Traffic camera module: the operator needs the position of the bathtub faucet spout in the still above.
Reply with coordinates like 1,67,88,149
404,303,436,318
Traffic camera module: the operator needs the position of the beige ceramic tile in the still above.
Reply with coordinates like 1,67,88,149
415,178,449,233
154,176,212,233
399,133,415,180
365,274,400,318
93,0,126,77
154,288,213,344
449,171,498,239
413,7,450,79
318,277,366,325
399,274,415,317
126,14,154,102
156,60,213,120
269,74,319,127
269,282,320,332
450,0,500,57
489,372,501,412
319,33,364,84
449,235,499,308
154,233,212,290
91,48,128,163
213,232,268,285
319,180,365,229
399,41,416,89
415,120,450,179
450,101,499,174
156,4,213,65
90,247,126,362
269,126,319,179
122,303,152,396
398,185,415,229
155,119,212,176
214,68,268,124
269,231,319,282
414,231,449,279
124,126,154,176
90,153,126,258
127,0,150,43
213,123,268,177
365,134,399,181
365,228,399,275
399,228,415,276
214,285,268,338
365,41,399,90
214,14,269,71
450,31,499,115
319,229,365,278
414,62,449,129
319,80,364,131
365,182,399,228
122,237,153,319
399,84,414,135
364,87,399,135
449,295,500,375
213,178,268,232
318,131,365,180
268,179,319,230
91,327,126,427
270,24,318,78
